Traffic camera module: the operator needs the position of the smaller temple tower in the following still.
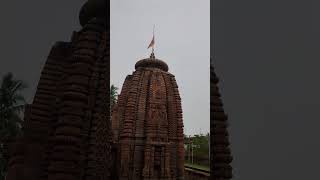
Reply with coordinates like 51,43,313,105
6,1,113,180
112,52,185,180
211,59,233,179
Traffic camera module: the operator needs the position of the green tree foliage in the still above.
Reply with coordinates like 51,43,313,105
184,133,210,166
0,72,27,180
110,84,118,109
192,133,209,158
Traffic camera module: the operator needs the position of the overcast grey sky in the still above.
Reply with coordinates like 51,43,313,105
0,0,86,103
215,0,320,179
2,0,319,179
111,0,210,136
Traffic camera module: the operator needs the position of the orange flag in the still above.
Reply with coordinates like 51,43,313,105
148,25,155,50
148,35,155,49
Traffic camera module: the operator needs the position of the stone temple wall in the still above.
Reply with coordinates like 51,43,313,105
211,59,233,180
6,1,112,178
112,55,185,180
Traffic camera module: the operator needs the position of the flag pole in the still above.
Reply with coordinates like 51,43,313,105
152,24,155,54
148,25,156,59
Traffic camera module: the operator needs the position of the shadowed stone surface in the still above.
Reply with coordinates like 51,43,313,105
6,1,112,180
211,59,233,180
79,0,107,27
112,53,185,180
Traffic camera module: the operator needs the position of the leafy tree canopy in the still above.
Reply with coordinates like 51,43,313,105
110,84,118,109
0,72,27,180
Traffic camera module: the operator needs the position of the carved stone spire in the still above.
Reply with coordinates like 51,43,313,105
79,0,107,27
150,51,155,59
211,58,233,179
112,56,184,179
6,2,112,180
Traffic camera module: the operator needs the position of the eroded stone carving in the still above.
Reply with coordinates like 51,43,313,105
112,53,185,179
211,59,233,179
6,1,112,180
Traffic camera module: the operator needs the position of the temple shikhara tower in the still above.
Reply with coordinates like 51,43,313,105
211,59,233,179
6,0,112,180
111,52,185,180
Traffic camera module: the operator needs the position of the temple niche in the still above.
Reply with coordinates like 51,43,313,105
6,1,113,180
111,53,185,180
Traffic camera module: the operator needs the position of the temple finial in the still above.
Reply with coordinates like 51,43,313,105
147,25,156,59
150,51,155,59
79,0,107,27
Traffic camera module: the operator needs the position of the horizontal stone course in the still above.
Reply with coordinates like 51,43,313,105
211,62,233,179
6,8,112,180
112,54,184,179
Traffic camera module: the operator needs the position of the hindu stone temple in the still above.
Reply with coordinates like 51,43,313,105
111,52,185,180
211,59,233,179
6,0,113,180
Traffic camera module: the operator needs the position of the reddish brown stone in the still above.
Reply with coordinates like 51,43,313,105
112,52,185,180
6,1,112,180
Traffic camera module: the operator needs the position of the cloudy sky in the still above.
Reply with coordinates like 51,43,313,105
0,0,209,136
2,0,318,179
0,0,86,103
215,0,320,179
111,0,210,136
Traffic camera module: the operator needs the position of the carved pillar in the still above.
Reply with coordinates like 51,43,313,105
142,144,151,178
150,146,155,177
164,144,171,177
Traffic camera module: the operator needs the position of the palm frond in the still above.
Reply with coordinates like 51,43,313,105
11,80,27,95
0,72,26,140
11,104,25,113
